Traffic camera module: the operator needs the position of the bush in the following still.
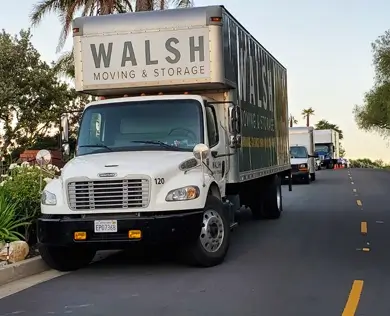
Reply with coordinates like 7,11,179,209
0,162,58,243
0,190,30,242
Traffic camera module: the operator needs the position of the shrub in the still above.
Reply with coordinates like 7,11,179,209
0,162,58,242
0,190,30,242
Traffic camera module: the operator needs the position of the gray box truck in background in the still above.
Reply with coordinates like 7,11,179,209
37,5,291,271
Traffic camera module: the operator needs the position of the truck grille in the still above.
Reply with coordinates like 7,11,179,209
67,178,150,210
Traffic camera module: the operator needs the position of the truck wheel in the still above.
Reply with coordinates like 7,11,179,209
184,195,230,267
310,173,316,181
39,244,96,272
261,175,283,219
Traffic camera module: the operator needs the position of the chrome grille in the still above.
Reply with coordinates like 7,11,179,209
68,178,150,210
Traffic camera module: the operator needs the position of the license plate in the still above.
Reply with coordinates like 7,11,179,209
94,220,118,233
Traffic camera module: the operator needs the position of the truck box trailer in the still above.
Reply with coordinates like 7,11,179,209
314,129,340,169
37,5,291,271
289,127,317,183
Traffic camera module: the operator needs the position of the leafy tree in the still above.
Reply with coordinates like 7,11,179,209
339,144,346,157
30,0,194,78
0,29,76,156
354,30,390,137
314,119,344,140
289,114,298,127
301,107,315,127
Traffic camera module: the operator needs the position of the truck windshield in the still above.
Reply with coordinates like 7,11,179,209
315,144,330,154
290,146,308,159
77,99,203,156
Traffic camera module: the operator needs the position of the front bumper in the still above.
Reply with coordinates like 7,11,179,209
37,210,203,249
291,170,309,177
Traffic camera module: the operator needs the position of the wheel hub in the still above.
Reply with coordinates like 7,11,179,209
200,209,225,253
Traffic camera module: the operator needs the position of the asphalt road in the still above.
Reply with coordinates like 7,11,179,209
0,168,389,316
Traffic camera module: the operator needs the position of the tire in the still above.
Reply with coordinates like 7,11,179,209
303,174,311,184
183,195,230,267
39,244,96,272
261,175,283,219
310,173,316,181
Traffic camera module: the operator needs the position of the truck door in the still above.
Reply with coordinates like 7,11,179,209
205,104,227,197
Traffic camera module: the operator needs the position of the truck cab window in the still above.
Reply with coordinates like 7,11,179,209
205,106,219,147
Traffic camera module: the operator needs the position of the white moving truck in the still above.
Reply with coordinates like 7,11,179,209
314,129,340,169
289,127,317,184
37,5,291,271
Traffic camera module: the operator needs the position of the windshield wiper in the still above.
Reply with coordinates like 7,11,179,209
130,140,183,151
78,144,113,151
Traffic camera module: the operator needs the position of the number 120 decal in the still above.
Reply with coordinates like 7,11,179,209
154,178,165,185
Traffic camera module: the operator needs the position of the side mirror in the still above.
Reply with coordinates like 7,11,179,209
193,143,210,161
228,105,242,149
62,143,70,156
61,115,69,143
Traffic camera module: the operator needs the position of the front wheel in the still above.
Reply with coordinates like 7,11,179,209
183,195,230,267
39,244,96,272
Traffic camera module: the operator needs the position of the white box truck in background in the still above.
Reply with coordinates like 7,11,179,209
289,127,317,184
314,129,340,169
37,5,291,272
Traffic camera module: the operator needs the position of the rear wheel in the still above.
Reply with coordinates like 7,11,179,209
246,175,283,220
183,195,230,267
39,244,96,272
261,175,283,219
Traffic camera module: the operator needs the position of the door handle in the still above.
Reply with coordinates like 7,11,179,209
221,161,225,177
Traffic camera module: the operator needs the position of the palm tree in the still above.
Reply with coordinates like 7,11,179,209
301,107,315,127
30,0,193,78
289,114,298,127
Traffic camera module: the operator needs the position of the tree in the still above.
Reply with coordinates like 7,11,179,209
30,0,194,78
289,114,298,127
339,144,346,157
314,119,344,140
354,29,390,137
0,29,76,155
302,107,315,127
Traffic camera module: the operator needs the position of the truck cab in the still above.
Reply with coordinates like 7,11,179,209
288,127,317,183
289,145,315,184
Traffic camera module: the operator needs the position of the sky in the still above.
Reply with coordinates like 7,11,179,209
2,0,390,161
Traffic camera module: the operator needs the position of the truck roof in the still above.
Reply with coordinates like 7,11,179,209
289,126,314,133
72,5,285,70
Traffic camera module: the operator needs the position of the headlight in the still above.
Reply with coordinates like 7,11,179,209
165,186,200,201
41,190,57,205
299,164,307,168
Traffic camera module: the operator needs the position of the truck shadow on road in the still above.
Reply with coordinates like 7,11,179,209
83,208,274,272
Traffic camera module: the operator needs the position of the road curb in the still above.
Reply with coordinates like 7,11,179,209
0,250,119,287
0,256,49,286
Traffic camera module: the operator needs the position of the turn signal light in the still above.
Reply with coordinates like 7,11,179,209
128,230,142,239
210,17,222,22
74,231,87,240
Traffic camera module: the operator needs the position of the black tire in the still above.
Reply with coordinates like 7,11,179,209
261,175,283,219
183,195,230,267
310,173,316,181
303,174,311,184
39,244,96,272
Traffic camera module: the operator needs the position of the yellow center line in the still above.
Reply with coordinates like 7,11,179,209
361,222,367,235
342,280,364,316
356,200,362,206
